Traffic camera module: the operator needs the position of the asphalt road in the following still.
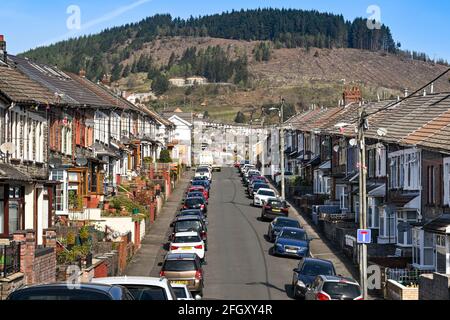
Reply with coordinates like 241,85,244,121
203,167,299,300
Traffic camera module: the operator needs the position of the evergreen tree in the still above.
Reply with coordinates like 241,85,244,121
152,74,170,95
122,65,131,77
234,111,247,123
159,149,172,163
110,64,123,82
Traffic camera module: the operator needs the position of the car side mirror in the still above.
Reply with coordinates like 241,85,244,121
195,295,202,301
157,262,163,267
293,268,299,273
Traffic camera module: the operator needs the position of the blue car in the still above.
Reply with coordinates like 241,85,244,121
267,217,302,242
273,227,309,258
192,180,211,192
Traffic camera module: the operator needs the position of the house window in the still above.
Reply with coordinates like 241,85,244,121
427,166,436,205
404,151,420,190
413,229,434,269
51,170,65,212
379,208,396,243
444,158,450,206
337,185,348,210
376,146,387,177
368,197,380,229
368,149,376,178
397,210,419,247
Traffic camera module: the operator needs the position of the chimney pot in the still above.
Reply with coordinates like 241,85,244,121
79,69,86,77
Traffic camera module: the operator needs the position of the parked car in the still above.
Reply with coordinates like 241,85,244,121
243,170,260,184
248,182,270,198
253,188,277,207
291,258,337,299
92,277,176,300
186,191,208,204
160,253,205,296
240,164,255,176
177,209,207,223
248,175,268,186
171,283,202,300
170,215,208,248
187,186,209,200
273,227,309,258
7,283,134,300
182,197,208,214
267,217,301,242
261,199,290,221
169,231,206,261
304,275,363,300
195,167,212,181
191,180,211,194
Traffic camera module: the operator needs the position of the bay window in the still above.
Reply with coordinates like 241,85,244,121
397,210,419,247
412,229,434,269
378,207,396,243
368,197,381,229
389,149,420,190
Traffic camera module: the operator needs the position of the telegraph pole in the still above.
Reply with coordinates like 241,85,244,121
358,103,368,300
280,98,286,200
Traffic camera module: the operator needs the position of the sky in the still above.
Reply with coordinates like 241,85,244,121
1,0,450,61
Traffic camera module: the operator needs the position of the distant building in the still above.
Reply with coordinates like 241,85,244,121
169,78,186,87
186,76,208,86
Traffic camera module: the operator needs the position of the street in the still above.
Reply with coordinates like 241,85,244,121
140,167,358,300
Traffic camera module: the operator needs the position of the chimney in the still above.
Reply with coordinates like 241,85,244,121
423,89,427,97
430,82,434,94
79,69,86,77
0,35,7,63
404,88,409,97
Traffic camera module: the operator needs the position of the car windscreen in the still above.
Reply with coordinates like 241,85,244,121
187,193,203,198
322,282,361,298
123,285,167,300
185,198,204,206
174,235,201,243
275,219,300,228
196,168,209,173
175,221,202,232
258,190,276,197
163,260,197,272
173,287,187,299
301,262,335,276
280,229,307,241
193,181,208,187
254,184,269,190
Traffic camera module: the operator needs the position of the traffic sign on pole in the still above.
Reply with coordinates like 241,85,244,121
357,229,372,244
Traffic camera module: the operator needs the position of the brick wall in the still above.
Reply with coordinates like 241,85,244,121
386,279,419,300
0,273,24,300
33,248,56,284
419,273,450,300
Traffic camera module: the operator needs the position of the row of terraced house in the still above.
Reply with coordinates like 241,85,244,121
264,86,450,297
0,37,184,293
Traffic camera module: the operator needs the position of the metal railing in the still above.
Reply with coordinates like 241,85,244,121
386,268,434,286
0,241,21,278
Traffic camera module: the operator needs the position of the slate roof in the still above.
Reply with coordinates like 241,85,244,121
0,163,32,182
0,64,55,105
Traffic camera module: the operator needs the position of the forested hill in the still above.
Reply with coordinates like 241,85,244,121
21,8,399,80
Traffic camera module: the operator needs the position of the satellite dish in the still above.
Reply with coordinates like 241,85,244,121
76,157,88,167
49,157,63,167
0,142,16,155
377,128,388,137
333,145,340,153
349,139,358,147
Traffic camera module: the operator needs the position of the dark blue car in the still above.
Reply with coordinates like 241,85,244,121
273,227,309,258
267,217,301,242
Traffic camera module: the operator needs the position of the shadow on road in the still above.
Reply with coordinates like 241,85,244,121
245,281,287,294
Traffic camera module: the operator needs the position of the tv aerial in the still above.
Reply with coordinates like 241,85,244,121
0,142,16,156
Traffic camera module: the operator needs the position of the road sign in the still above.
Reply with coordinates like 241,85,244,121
357,229,372,244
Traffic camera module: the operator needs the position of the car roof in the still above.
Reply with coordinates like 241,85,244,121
302,257,334,266
274,217,298,222
174,231,200,237
179,209,202,213
92,277,168,286
174,215,203,221
185,197,204,200
165,253,199,260
280,227,305,232
12,282,117,292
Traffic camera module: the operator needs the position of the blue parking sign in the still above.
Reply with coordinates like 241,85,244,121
357,229,372,244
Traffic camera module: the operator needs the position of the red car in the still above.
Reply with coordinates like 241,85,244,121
187,186,209,200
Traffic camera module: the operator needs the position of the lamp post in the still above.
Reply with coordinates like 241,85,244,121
270,98,286,200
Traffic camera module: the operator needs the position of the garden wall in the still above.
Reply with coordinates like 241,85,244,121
95,217,145,244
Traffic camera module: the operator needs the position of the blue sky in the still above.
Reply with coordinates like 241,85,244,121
1,0,450,61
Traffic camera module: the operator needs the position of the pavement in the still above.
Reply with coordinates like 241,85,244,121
124,172,192,277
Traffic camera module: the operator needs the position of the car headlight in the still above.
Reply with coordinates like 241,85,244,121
275,243,283,247
296,280,306,288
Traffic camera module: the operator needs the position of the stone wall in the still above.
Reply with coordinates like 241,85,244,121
419,273,450,300
0,273,24,300
386,279,419,300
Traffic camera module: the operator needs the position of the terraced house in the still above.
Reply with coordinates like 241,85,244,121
274,88,450,276
0,47,175,246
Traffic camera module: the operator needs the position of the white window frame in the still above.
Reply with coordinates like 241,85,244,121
412,228,435,270
368,197,380,229
378,207,396,244
444,158,450,206
396,209,419,247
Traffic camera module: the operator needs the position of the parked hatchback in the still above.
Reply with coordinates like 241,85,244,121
92,276,176,300
261,199,290,220
291,258,337,299
182,197,207,214
169,231,206,261
304,275,363,300
170,215,208,249
267,217,301,242
160,253,205,296
7,283,134,300
273,227,309,258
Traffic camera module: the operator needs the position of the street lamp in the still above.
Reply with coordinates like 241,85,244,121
269,98,286,200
